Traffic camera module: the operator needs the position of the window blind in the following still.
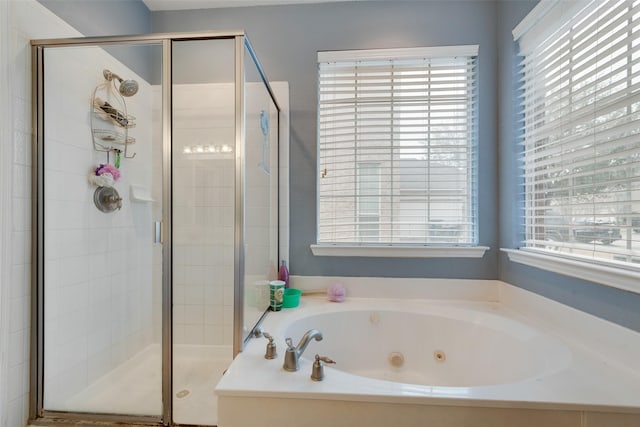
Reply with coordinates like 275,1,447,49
317,46,478,245
515,0,640,265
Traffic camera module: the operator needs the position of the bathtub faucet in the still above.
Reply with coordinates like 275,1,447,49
283,329,323,372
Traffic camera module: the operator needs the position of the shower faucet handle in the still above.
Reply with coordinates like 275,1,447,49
263,332,277,360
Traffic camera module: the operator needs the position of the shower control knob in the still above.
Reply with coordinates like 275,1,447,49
93,186,123,213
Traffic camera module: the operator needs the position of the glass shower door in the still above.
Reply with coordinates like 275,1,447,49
171,38,236,426
40,42,164,419
241,41,280,341
34,32,280,427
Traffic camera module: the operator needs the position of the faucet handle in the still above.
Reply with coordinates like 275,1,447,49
263,332,277,360
318,355,335,365
285,337,294,350
311,354,336,381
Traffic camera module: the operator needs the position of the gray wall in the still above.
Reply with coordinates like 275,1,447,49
496,0,640,332
153,0,500,279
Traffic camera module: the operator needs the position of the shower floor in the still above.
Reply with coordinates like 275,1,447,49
173,344,232,425
63,344,231,426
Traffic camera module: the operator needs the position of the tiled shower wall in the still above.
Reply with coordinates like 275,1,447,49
2,1,81,425
3,0,161,413
42,48,157,406
171,83,236,346
170,81,287,347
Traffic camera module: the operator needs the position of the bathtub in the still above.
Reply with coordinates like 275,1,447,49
215,279,640,427
282,303,570,388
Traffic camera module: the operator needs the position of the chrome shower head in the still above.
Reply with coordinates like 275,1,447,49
118,79,139,97
103,69,139,97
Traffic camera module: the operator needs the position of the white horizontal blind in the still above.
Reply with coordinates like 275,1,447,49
317,47,478,245
516,0,640,266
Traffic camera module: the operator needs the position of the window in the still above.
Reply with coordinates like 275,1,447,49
514,0,640,267
316,46,479,247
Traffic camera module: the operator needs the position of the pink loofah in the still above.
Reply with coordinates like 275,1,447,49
95,163,121,181
327,283,346,302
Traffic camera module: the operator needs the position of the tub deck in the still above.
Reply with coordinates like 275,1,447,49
215,279,640,427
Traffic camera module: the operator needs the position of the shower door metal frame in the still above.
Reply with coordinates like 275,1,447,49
234,35,246,357
29,31,280,427
160,37,173,426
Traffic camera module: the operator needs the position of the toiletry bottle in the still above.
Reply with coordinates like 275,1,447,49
278,260,289,288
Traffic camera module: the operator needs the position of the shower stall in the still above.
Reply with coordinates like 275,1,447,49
30,32,282,426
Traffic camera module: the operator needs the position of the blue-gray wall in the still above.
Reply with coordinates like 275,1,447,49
153,0,500,279
37,0,640,332
38,0,151,36
37,0,154,81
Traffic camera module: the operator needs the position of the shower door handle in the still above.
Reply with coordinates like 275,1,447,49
154,221,163,244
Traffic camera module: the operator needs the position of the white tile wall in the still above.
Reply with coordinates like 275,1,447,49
171,81,289,345
172,83,236,346
1,0,159,417
2,2,85,426
41,46,157,409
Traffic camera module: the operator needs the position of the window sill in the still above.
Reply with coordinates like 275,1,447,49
501,248,640,294
310,244,490,258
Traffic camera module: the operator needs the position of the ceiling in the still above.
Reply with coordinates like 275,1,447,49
142,0,369,11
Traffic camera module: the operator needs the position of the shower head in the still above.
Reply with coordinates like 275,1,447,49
103,69,139,97
118,79,139,97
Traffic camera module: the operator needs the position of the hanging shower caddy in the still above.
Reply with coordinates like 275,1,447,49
91,69,137,159
89,69,140,213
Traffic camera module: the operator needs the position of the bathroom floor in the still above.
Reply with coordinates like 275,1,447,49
61,344,230,426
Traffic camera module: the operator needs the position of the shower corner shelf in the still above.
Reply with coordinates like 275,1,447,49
130,184,155,203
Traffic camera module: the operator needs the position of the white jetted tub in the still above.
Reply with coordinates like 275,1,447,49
216,279,640,427
282,304,570,388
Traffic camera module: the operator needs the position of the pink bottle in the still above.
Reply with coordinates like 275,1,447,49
278,260,289,288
